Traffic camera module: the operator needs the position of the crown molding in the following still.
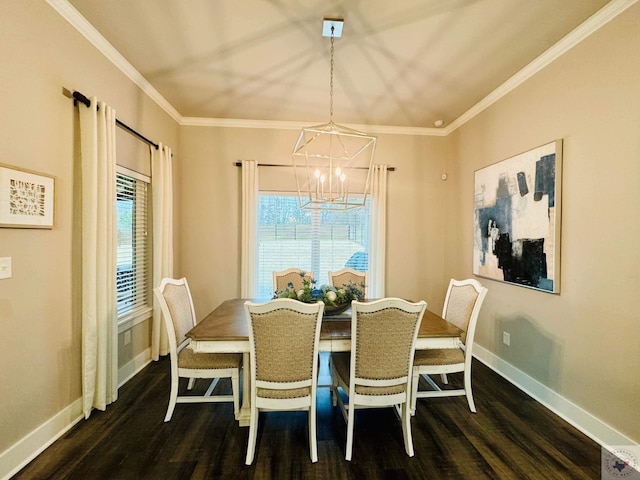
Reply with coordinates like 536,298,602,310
46,0,182,123
446,0,639,133
50,0,637,137
180,116,445,136
181,117,309,130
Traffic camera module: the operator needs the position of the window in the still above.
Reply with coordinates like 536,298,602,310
256,194,370,298
116,167,151,322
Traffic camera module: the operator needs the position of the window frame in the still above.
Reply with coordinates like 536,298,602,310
116,165,153,333
255,190,370,299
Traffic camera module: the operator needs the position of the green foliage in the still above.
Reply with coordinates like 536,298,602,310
274,272,365,306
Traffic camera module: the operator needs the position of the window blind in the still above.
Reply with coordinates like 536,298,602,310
116,172,150,318
256,194,370,299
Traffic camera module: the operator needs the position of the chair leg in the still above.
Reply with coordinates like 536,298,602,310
345,402,355,461
410,369,420,416
440,373,448,384
309,406,318,463
164,376,179,422
329,358,338,407
401,401,415,457
231,372,240,417
203,377,220,396
187,378,196,390
245,407,259,465
464,373,477,413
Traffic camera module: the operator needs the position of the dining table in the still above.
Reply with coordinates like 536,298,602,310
187,298,463,426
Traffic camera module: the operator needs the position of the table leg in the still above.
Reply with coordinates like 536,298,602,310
237,352,251,426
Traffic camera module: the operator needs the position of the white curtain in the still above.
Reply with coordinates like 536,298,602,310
79,98,118,419
152,144,174,360
241,160,259,298
368,164,388,298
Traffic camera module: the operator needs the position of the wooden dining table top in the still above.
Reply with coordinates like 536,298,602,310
187,298,463,342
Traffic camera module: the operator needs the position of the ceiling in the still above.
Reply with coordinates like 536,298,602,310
67,0,611,129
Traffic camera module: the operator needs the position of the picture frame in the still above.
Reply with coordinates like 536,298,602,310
0,163,55,229
473,140,562,293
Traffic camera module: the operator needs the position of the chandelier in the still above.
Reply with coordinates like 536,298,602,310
292,18,377,210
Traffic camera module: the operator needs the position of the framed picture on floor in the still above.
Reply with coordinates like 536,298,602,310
473,140,562,293
0,163,55,229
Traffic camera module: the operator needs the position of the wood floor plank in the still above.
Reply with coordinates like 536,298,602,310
12,357,602,479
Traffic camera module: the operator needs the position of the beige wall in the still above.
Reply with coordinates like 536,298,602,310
444,3,640,442
2,0,639,472
178,126,447,320
0,1,179,454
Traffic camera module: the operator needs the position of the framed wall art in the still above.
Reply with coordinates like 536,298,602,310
0,163,55,229
473,140,562,293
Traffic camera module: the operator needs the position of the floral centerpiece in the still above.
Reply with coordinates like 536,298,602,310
274,274,365,316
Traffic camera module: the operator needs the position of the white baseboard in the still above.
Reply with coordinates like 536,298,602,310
473,344,638,449
1,348,153,480
118,347,152,388
0,398,83,480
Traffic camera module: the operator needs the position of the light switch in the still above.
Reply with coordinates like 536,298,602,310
0,257,11,279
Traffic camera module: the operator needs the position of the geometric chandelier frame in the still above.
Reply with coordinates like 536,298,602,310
292,18,377,210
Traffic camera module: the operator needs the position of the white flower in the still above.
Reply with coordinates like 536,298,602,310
297,289,305,298
326,290,337,302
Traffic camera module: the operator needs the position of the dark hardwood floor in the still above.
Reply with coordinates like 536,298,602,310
13,355,602,479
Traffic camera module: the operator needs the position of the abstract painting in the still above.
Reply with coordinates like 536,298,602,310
473,140,562,293
0,164,55,228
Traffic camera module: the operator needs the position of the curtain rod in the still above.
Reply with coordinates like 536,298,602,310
64,88,159,150
234,162,395,171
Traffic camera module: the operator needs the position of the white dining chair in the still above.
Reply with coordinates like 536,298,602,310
411,278,488,414
330,298,427,461
328,268,368,298
244,298,325,464
154,277,242,422
272,268,314,293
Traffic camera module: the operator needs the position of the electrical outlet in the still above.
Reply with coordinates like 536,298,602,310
502,331,511,347
124,330,131,345
0,257,12,279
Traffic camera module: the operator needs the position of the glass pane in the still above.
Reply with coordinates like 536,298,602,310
116,173,149,317
257,194,369,299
